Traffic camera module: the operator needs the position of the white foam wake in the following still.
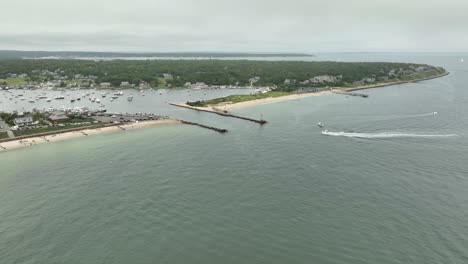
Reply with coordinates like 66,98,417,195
365,112,439,121
321,131,457,139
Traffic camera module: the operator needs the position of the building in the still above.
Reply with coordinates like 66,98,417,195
191,82,209,89
13,116,34,126
100,82,111,87
120,81,131,87
49,112,69,124
309,75,341,84
80,82,91,88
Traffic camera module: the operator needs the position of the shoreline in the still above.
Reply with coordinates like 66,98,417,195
0,71,449,152
0,119,180,153
199,71,450,111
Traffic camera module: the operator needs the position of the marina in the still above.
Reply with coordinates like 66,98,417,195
0,88,256,114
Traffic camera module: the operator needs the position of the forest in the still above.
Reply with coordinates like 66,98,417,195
0,59,445,90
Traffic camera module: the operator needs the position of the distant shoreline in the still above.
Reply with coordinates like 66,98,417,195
0,50,314,60
0,119,179,153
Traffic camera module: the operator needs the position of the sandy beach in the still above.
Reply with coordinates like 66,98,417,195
0,119,179,152
214,90,332,111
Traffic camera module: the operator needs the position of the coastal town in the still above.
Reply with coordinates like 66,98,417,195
0,108,171,141
0,59,448,151
0,70,273,91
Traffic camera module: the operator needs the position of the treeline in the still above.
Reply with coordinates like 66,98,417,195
0,59,443,89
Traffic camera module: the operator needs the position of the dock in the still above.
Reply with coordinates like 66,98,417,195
169,103,267,125
179,120,228,133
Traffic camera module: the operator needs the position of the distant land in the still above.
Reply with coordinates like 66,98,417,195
0,59,446,91
0,50,314,60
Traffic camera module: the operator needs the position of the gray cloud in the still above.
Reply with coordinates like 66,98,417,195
1,0,467,52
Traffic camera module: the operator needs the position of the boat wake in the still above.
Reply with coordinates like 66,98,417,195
365,112,439,121
408,112,438,117
321,130,457,139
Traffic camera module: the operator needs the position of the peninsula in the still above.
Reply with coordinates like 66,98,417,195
0,59,445,91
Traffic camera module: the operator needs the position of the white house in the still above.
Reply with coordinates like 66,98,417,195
13,116,34,126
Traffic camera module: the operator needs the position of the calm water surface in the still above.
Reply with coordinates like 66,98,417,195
1,53,468,264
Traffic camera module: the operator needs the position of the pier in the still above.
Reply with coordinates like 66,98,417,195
179,120,228,133
169,103,267,125
332,91,369,98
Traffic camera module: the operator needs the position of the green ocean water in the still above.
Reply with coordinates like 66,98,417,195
1,53,468,263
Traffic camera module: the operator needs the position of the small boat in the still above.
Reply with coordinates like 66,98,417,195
71,99,75,103
127,95,133,101
46,98,52,102
317,122,324,128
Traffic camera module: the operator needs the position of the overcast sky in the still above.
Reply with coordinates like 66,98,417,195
1,0,467,52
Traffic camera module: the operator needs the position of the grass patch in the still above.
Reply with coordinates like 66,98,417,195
0,77,27,86
0,132,9,139
12,124,96,137
187,91,291,107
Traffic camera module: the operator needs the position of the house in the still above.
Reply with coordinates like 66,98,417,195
100,82,111,87
120,81,130,87
309,75,340,84
49,112,69,124
162,73,173,78
191,82,209,89
14,116,34,126
415,66,427,72
80,82,91,88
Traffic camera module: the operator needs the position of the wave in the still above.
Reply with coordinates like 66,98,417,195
321,131,457,139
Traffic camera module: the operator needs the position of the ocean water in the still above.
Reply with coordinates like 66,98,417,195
1,53,468,264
